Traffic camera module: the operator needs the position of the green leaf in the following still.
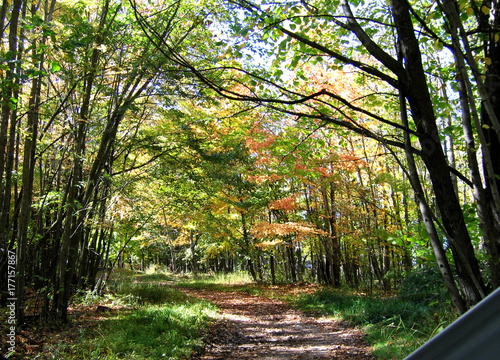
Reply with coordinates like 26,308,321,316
290,55,300,68
51,61,61,72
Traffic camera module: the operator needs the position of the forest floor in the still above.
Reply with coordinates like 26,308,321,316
177,286,376,360
1,285,376,360
6,270,440,359
1,284,376,360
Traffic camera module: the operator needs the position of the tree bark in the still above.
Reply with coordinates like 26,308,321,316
396,64,467,313
434,0,500,290
0,0,23,306
390,0,487,306
17,74,42,324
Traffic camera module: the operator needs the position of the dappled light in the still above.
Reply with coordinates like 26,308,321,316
1,0,499,358
180,286,375,359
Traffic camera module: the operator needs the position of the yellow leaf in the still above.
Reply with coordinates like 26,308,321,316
485,57,492,65
458,0,468,10
466,7,474,16
482,5,490,15
433,39,443,51
482,124,491,129
495,34,500,43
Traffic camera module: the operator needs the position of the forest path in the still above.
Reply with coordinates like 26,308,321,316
177,287,376,360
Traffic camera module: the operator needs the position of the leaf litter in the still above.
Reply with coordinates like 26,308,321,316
180,287,377,360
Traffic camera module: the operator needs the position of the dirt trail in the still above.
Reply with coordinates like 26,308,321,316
178,287,376,360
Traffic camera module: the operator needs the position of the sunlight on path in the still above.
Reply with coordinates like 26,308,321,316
179,288,376,360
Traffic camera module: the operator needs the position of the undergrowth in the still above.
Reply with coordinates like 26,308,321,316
293,269,456,359
58,302,217,360
176,268,456,359
34,267,456,360
41,270,218,360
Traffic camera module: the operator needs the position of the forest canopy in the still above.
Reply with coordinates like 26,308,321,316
1,0,500,323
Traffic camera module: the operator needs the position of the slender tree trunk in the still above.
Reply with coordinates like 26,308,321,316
435,0,500,290
391,0,487,306
287,240,297,283
396,68,467,313
270,253,276,285
440,79,459,196
370,248,388,290
17,73,42,324
190,230,199,274
453,56,500,288
322,183,341,287
0,0,23,306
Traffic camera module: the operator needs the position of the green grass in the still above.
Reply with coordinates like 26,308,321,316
116,283,189,304
63,302,217,360
175,271,260,294
107,269,455,359
106,267,176,288
43,273,218,360
134,272,175,283
293,287,453,359
40,268,454,360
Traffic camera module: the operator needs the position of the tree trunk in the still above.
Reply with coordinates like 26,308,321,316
396,69,467,314
287,241,297,283
189,230,199,274
17,73,42,324
270,253,276,285
391,0,487,306
0,0,23,307
321,184,342,287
